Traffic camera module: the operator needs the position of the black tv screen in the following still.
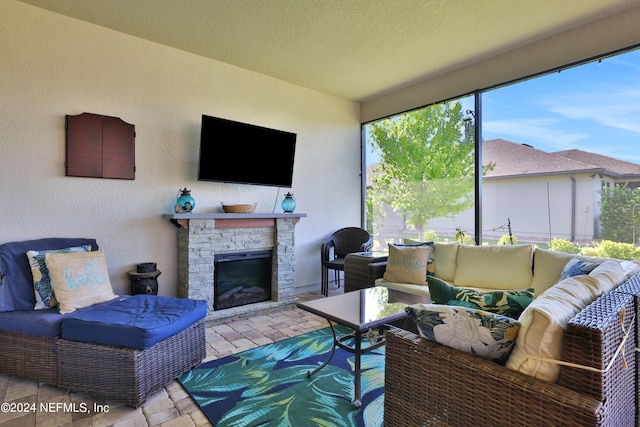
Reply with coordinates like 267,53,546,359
198,115,296,187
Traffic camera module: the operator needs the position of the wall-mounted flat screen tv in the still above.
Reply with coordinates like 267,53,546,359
198,115,297,187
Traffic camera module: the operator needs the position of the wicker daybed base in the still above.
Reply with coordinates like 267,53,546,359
0,330,59,387
58,318,206,408
385,286,637,427
0,238,207,408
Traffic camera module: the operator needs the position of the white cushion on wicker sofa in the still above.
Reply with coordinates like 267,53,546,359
454,244,534,289
381,280,431,297
505,260,625,382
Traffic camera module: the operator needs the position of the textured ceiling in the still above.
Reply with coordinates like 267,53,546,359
17,0,640,101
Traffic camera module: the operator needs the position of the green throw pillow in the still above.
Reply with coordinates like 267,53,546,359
427,276,534,319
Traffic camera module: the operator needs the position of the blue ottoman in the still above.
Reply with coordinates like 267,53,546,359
57,295,207,407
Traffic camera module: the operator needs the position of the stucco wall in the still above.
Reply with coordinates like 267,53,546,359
0,1,361,296
483,174,597,242
426,174,599,242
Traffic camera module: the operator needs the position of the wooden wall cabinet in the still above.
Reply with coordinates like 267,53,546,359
65,112,135,180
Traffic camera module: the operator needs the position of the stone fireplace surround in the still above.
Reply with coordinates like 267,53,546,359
165,213,306,323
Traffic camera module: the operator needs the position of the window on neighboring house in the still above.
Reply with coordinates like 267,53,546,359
363,46,640,257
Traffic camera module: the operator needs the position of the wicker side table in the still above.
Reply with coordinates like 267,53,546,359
344,252,388,292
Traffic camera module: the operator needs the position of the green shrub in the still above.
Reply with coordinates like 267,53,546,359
598,240,638,260
461,234,475,245
423,230,439,242
497,234,518,245
579,245,603,257
576,240,639,260
549,238,579,254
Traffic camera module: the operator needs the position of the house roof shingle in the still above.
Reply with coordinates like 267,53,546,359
551,149,640,178
366,138,640,184
482,138,640,180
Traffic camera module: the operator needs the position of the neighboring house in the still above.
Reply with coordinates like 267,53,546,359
370,138,640,243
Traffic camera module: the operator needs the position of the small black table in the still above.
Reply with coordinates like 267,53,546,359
297,286,412,406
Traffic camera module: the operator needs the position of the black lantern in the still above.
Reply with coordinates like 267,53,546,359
129,263,161,295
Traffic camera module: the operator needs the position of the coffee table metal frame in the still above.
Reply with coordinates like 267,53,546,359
296,287,409,407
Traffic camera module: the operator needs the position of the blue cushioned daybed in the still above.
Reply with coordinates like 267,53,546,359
0,238,207,407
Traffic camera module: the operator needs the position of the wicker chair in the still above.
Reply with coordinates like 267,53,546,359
320,227,373,296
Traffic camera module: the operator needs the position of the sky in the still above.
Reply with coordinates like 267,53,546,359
481,47,640,164
367,46,640,166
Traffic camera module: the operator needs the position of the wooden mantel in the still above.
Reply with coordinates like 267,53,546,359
163,213,307,229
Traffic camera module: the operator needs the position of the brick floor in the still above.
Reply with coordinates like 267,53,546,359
0,288,341,426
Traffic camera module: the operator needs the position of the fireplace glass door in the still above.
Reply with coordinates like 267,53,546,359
214,250,272,310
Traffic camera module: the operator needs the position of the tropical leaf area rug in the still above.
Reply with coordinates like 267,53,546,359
178,325,385,427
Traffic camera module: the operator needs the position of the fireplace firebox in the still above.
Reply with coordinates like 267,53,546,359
214,250,272,310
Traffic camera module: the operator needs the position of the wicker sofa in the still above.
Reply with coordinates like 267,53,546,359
370,243,639,426
0,237,207,407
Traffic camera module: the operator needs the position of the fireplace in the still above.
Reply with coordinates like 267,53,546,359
166,213,305,323
214,250,272,310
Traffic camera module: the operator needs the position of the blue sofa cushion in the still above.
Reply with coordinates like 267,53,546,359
61,295,208,350
0,308,63,337
0,238,99,312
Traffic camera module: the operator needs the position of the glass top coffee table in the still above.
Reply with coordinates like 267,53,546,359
297,286,413,407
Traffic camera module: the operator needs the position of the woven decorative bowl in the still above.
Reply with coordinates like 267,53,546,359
221,203,257,213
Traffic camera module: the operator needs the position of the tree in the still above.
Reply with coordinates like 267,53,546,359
367,101,492,238
599,184,640,243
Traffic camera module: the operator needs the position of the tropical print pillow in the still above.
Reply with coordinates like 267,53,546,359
406,304,521,364
428,276,534,319
27,245,91,310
